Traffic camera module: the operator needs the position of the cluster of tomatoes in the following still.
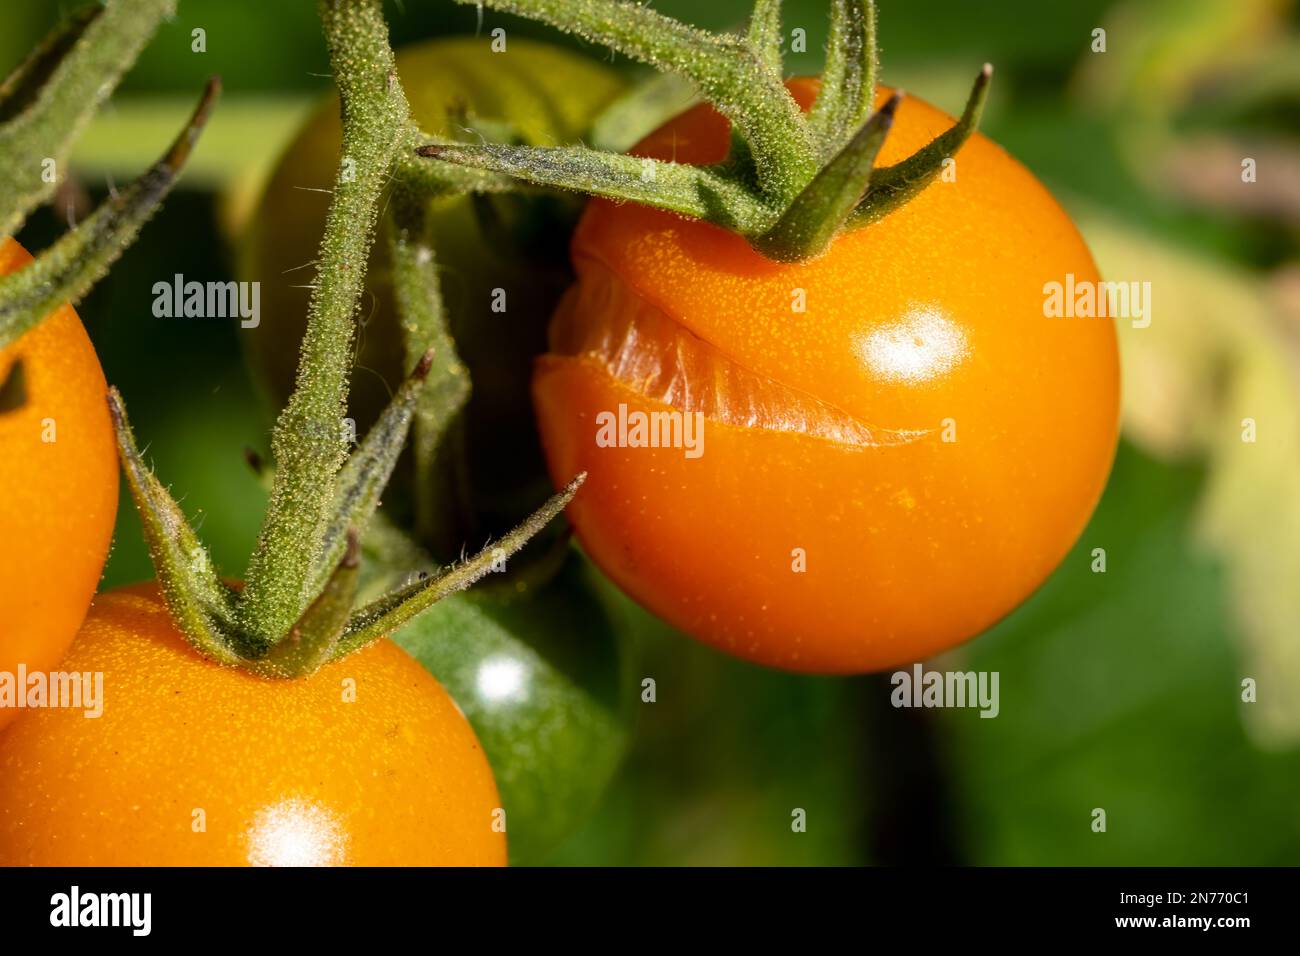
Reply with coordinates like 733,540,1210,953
0,38,1117,866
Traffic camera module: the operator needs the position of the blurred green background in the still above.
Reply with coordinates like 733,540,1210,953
7,0,1300,864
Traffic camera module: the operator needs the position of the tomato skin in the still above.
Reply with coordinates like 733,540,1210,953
533,81,1120,673
392,552,632,864
240,37,626,528
0,585,505,866
0,239,118,730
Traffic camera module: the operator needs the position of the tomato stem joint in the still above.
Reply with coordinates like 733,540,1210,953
101,0,583,679
417,0,993,262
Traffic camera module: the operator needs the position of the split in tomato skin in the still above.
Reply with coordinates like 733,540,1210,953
0,239,118,731
0,584,506,866
533,80,1121,674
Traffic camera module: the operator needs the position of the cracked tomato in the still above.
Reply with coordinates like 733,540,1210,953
533,81,1120,673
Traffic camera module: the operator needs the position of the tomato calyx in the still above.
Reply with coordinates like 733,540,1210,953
111,362,583,679
417,0,993,262
107,0,584,680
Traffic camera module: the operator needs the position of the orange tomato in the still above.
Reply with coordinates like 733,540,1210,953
533,81,1120,673
0,238,118,729
0,584,506,866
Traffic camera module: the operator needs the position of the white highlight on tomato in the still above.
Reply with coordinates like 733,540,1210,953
246,798,348,867
857,306,968,384
476,655,528,703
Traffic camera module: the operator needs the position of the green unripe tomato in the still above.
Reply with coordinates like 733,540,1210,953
238,37,626,536
392,552,634,865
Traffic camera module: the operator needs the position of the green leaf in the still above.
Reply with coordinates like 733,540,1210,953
943,443,1300,864
1079,206,1300,748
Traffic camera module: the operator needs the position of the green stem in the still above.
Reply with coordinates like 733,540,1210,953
747,0,784,75
388,186,473,556
248,532,361,678
238,0,411,641
0,0,175,237
448,0,817,203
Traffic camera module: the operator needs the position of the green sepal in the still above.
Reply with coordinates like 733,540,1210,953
417,141,771,234
334,473,586,655
0,0,176,237
398,128,519,197
754,91,898,262
388,191,472,556
589,72,699,153
808,0,878,158
852,64,993,227
108,387,246,666
0,78,220,349
409,3,996,265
